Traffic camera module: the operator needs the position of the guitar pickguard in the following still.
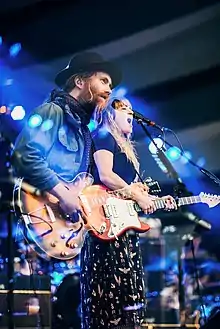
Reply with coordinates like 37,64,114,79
103,197,141,239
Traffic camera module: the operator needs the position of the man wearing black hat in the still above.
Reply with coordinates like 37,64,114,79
12,53,152,329
13,52,121,216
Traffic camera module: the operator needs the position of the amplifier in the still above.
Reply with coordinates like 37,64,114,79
0,289,51,328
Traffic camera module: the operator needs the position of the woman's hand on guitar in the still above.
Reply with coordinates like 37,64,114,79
129,182,149,195
162,195,177,211
130,186,156,214
138,191,157,214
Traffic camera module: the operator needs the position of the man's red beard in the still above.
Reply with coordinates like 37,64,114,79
80,82,110,112
94,94,109,112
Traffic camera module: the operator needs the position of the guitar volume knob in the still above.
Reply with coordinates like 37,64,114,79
69,243,78,249
60,251,69,257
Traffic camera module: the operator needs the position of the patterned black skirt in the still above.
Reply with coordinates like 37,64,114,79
80,232,147,329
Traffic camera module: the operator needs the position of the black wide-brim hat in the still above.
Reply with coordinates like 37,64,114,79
55,52,122,89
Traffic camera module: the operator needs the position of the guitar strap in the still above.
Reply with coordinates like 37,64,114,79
133,167,145,184
78,125,93,174
86,135,100,176
82,130,96,175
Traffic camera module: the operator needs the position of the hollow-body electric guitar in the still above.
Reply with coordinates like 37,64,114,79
13,172,220,260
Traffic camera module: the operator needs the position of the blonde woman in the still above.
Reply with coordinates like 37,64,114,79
80,97,175,329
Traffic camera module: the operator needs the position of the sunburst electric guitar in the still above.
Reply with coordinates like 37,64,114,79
13,172,220,260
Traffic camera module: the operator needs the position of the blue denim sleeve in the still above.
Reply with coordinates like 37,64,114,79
13,102,63,191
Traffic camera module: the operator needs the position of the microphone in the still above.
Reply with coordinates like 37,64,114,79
132,110,162,130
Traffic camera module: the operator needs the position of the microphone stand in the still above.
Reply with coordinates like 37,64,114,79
134,111,220,188
135,118,210,327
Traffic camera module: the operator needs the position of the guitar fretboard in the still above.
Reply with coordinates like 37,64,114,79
134,195,202,212
177,196,201,206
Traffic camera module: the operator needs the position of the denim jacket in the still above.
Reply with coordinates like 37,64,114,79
13,101,87,191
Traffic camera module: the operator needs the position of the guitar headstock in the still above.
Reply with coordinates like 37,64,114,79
144,177,161,195
199,192,220,208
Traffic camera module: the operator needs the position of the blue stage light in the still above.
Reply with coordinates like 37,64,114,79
41,119,54,131
28,114,42,128
180,151,192,164
197,157,206,167
113,86,128,98
9,43,21,57
166,146,181,162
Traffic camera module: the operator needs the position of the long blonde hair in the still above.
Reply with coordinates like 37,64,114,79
93,97,140,172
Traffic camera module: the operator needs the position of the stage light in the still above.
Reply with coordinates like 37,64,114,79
166,146,181,162
0,36,2,46
4,78,13,86
11,105,26,121
9,43,21,57
41,119,54,132
148,138,164,154
28,114,42,128
180,151,192,164
0,106,7,114
197,157,206,167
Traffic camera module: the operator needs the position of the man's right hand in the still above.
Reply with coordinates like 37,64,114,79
49,183,81,220
59,192,81,217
